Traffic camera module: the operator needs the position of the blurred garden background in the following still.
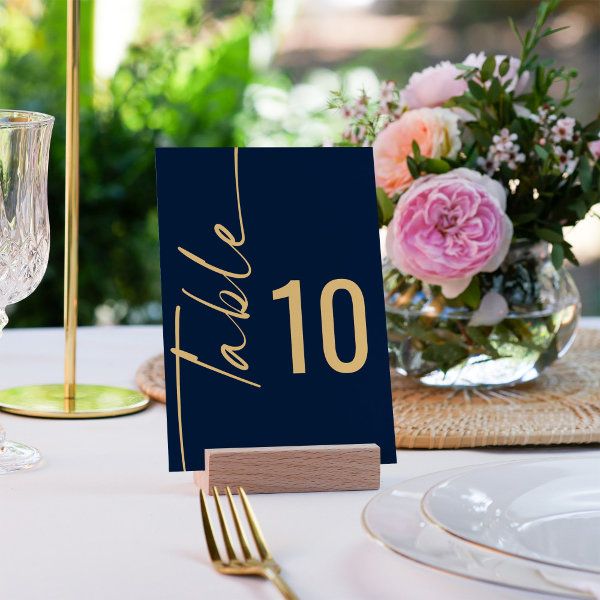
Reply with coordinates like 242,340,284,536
0,0,598,326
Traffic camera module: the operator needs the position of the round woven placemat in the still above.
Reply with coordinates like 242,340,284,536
135,354,166,403
394,328,600,448
136,329,600,448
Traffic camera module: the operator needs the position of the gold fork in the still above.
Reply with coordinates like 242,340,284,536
200,486,299,600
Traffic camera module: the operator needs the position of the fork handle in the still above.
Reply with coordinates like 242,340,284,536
264,568,300,600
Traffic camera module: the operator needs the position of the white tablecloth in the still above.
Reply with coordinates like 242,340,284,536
2,322,599,600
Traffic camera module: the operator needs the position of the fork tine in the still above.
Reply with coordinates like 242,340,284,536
225,486,253,561
199,489,222,563
238,487,272,561
213,486,238,562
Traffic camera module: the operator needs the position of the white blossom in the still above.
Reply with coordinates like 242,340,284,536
379,80,396,105
554,146,578,175
353,94,369,119
492,128,518,151
551,117,577,143
477,155,499,175
340,105,354,119
479,129,525,174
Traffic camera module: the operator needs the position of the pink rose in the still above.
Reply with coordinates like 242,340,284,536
400,61,468,109
373,108,460,195
589,138,600,161
386,168,513,298
463,52,529,95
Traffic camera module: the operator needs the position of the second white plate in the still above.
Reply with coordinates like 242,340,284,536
422,457,600,573
363,463,600,598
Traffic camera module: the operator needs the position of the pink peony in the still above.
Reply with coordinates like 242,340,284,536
589,138,600,161
463,52,529,95
386,168,513,298
373,108,460,195
400,61,467,109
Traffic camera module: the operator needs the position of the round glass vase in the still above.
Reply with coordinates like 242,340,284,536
384,241,581,388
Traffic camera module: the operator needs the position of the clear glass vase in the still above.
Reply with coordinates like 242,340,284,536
384,240,581,388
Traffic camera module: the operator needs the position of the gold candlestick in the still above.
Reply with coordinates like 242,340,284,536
0,0,150,418
64,0,80,410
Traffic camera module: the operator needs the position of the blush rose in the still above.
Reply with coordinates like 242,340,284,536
373,107,460,196
399,54,528,112
589,137,600,161
400,61,467,110
386,168,513,298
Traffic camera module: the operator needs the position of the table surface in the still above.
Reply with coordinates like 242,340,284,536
2,321,599,600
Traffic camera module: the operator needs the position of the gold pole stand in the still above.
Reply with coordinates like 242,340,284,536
0,0,150,418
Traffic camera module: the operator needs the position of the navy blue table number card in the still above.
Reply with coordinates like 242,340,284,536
155,147,396,472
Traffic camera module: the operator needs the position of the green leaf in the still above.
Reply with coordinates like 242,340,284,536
570,198,588,219
534,226,564,243
411,140,421,160
457,276,481,309
503,319,547,352
508,17,524,45
541,25,569,38
464,145,480,168
511,212,538,225
465,326,501,359
406,322,449,345
406,156,420,179
468,124,493,147
422,158,451,174
467,80,486,101
481,55,496,82
421,343,469,372
563,244,580,266
534,145,549,161
579,156,592,193
582,191,599,210
376,187,395,225
498,57,511,77
551,243,564,270
488,78,503,103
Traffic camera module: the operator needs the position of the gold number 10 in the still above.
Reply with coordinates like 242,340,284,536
272,279,368,374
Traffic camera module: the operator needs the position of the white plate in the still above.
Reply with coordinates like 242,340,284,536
422,457,600,574
363,465,600,598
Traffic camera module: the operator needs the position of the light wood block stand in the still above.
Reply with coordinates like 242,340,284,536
194,444,380,494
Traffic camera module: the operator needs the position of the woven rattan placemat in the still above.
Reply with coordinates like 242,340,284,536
394,329,600,448
137,329,600,448
136,354,166,403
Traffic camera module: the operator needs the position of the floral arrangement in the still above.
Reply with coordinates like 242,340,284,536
329,0,599,385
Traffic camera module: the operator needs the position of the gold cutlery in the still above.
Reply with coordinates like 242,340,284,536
200,486,299,599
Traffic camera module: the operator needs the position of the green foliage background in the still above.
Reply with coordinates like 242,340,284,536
0,0,269,326
0,0,597,324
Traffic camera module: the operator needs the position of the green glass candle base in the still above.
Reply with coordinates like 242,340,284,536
0,384,150,418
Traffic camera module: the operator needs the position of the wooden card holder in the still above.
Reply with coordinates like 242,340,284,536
193,444,380,494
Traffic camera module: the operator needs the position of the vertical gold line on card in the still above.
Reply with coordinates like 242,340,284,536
174,305,187,471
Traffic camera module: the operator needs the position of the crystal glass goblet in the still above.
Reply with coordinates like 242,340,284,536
0,109,53,473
